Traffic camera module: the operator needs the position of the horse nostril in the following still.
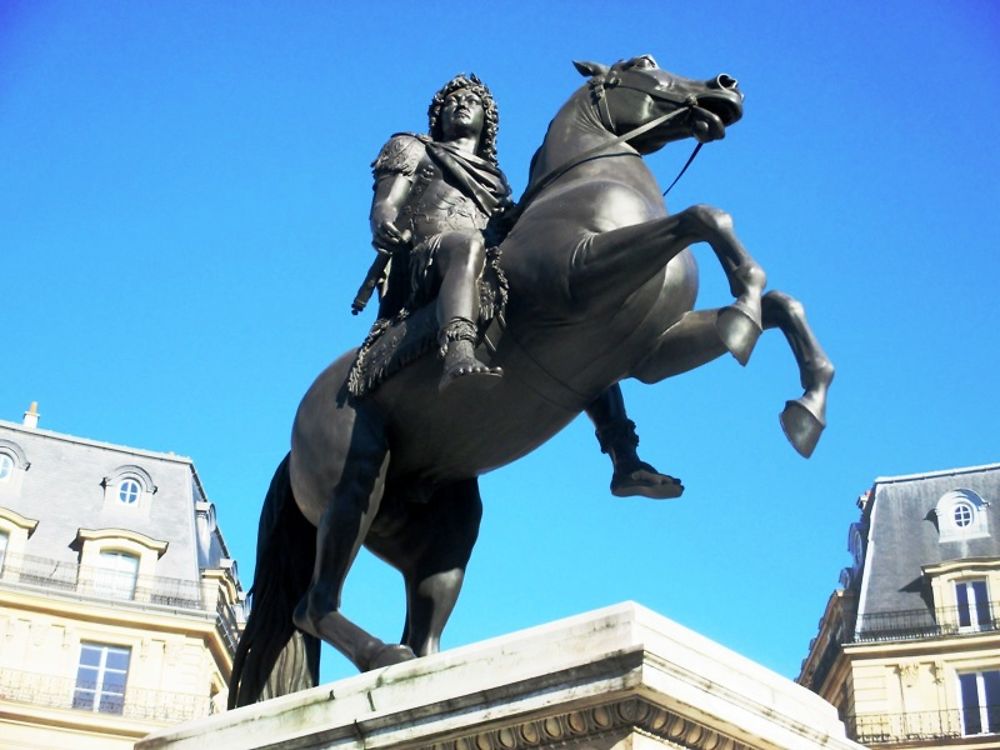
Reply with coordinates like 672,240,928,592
715,74,738,90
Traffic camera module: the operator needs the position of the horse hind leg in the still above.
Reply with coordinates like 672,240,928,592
762,290,834,458
366,478,483,658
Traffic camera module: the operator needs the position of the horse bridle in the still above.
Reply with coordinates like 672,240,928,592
516,70,707,213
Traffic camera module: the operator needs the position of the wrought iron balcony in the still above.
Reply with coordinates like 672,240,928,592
847,706,1000,745
1,552,203,608
852,602,999,643
0,552,244,655
0,666,212,723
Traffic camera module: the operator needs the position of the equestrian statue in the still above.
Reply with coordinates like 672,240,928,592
229,55,834,707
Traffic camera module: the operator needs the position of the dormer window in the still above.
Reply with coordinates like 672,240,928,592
0,440,29,494
118,479,140,505
101,465,155,513
936,490,990,543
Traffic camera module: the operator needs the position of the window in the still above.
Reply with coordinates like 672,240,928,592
0,531,7,572
936,489,990,542
959,670,1000,736
0,454,13,481
956,580,992,630
95,551,139,599
73,643,130,715
118,478,140,505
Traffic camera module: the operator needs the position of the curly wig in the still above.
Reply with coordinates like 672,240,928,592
427,74,500,166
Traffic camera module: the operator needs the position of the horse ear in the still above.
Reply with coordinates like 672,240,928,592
573,60,609,78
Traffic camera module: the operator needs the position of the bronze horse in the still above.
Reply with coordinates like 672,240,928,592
229,56,833,707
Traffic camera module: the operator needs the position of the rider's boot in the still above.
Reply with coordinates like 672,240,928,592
588,386,683,499
438,317,502,392
596,418,683,499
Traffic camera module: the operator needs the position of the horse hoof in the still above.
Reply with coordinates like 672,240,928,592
717,305,761,366
780,399,825,458
368,644,417,670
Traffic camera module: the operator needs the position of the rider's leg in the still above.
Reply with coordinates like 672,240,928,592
291,417,412,672
587,384,683,499
434,231,502,390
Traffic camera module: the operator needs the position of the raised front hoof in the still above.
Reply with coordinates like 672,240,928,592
717,305,762,366
780,399,825,458
367,644,417,671
438,364,503,394
611,469,684,500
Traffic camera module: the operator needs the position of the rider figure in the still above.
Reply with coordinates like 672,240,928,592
368,74,682,498
369,74,509,391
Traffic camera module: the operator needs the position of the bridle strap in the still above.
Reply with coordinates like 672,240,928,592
517,105,692,213
516,76,706,213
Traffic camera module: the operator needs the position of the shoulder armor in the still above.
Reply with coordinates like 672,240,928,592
372,133,426,179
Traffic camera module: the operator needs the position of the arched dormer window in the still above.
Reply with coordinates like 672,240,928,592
936,489,990,543
101,465,156,512
0,439,30,495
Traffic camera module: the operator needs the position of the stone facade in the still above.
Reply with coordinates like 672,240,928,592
799,463,1000,748
0,405,246,748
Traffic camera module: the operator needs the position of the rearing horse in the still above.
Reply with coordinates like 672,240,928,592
229,56,833,707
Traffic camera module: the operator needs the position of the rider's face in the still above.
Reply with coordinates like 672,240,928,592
440,89,485,142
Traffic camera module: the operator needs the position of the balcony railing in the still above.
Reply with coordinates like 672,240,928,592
852,602,1000,643
0,666,211,723
1,553,203,609
0,553,244,656
847,707,1000,745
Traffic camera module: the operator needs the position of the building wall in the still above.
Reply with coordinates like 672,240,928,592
0,409,244,748
799,463,1000,749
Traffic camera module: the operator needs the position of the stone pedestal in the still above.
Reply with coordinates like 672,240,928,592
136,602,863,750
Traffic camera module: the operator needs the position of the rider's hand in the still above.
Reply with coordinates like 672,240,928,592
372,220,409,252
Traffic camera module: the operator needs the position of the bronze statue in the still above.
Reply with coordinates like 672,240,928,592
230,56,834,708
356,73,677,500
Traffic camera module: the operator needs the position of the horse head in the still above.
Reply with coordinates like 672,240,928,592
573,55,743,151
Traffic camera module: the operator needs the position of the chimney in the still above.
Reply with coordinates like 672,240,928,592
23,402,39,429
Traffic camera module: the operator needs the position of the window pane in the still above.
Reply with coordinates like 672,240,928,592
973,581,991,627
105,648,130,671
961,673,983,735
957,583,972,627
102,671,127,693
78,647,102,667
0,455,13,480
75,665,98,689
985,671,1000,733
72,690,95,710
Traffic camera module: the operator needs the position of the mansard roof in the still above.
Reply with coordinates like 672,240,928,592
856,462,1000,620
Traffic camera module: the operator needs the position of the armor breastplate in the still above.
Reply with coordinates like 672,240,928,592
400,155,489,239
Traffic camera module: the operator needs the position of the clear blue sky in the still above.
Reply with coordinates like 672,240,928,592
2,1,998,684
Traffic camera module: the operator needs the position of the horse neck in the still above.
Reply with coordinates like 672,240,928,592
527,89,617,187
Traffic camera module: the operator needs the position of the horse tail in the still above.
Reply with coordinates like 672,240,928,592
228,454,319,708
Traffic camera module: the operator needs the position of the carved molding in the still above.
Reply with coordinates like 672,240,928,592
429,698,752,750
